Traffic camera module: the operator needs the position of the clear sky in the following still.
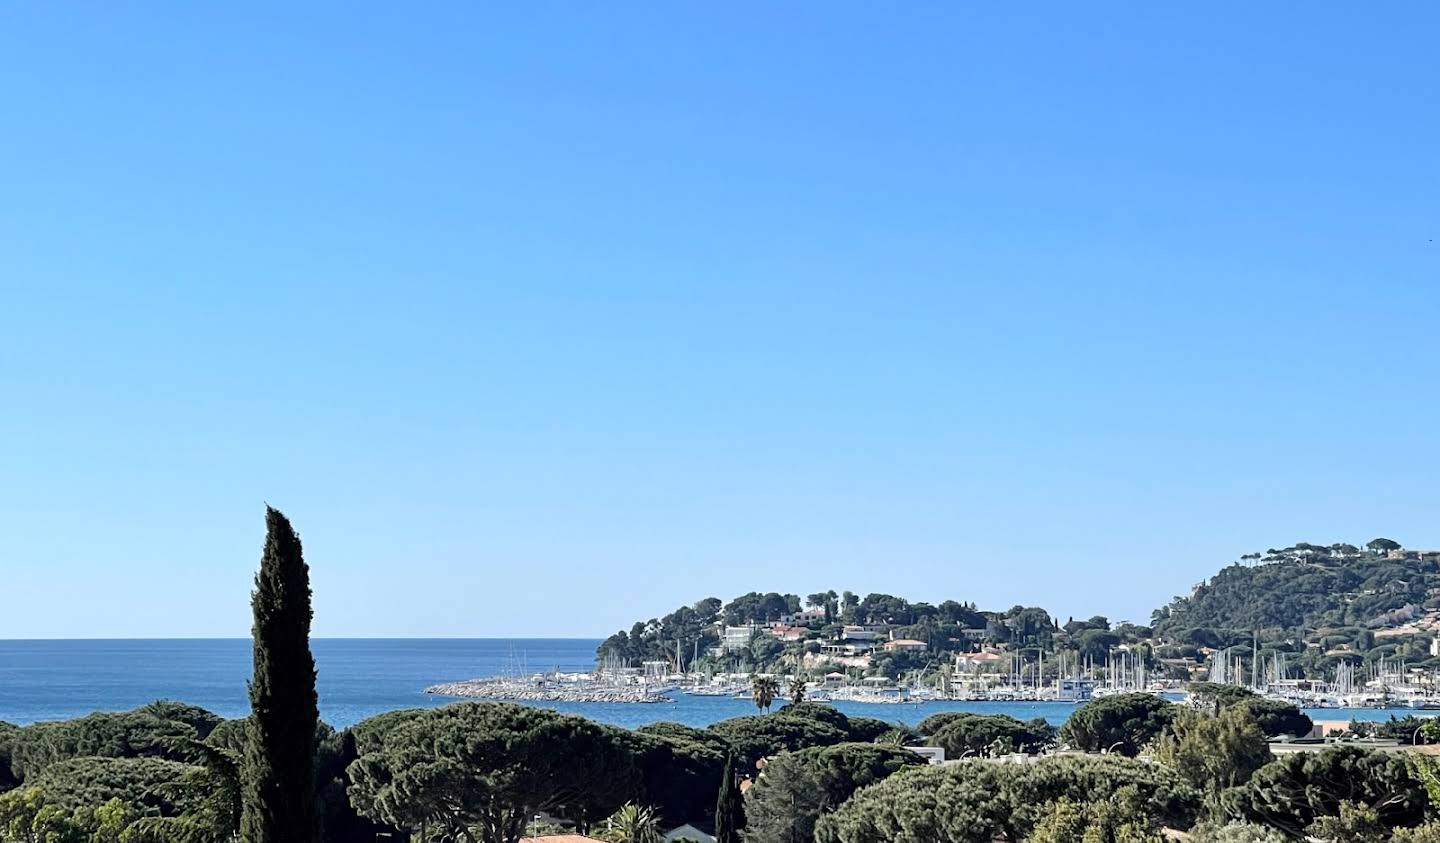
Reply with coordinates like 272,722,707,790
1,3,1436,638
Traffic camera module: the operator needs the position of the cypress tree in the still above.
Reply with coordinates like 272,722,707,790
714,751,746,843
241,507,319,843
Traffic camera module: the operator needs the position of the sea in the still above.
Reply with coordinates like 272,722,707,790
0,638,1418,730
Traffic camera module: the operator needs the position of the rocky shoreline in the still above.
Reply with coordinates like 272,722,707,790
425,677,673,704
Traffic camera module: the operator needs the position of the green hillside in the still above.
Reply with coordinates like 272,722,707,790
1151,539,1440,664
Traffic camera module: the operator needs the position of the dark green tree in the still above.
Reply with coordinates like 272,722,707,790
714,752,745,843
30,757,197,815
926,714,1054,757
241,507,319,843
1222,745,1427,837
707,714,848,770
814,754,1198,843
1152,707,1271,793
743,743,922,843
348,703,639,842
1060,693,1176,757
0,722,18,792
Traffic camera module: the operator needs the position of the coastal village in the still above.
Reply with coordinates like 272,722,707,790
433,541,1440,712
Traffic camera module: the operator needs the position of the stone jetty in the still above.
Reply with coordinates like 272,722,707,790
425,675,673,704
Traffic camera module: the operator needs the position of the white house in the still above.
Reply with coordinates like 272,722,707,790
782,608,828,626
907,746,945,765
722,625,759,652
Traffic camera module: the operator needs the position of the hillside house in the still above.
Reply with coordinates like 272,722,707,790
882,638,929,653
721,624,759,652
781,608,828,626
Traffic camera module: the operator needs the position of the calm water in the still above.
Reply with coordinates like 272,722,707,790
0,639,1417,729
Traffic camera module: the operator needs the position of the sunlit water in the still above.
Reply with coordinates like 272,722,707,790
0,639,1421,729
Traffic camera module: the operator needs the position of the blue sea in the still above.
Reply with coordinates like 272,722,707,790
0,639,1418,730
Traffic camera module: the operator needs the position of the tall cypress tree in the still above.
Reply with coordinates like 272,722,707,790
241,507,319,843
714,752,746,843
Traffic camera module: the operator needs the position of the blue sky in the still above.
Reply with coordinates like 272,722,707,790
1,3,1436,638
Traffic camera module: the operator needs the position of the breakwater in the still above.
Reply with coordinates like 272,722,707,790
426,675,672,704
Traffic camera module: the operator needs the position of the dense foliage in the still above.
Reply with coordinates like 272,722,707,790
1187,684,1313,740
1060,694,1177,757
1026,796,1166,843
925,713,1054,757
348,702,644,842
743,743,923,843
0,702,386,843
1153,707,1272,793
6,703,222,781
0,722,20,792
597,589,1056,676
714,751,744,843
813,755,1200,843
707,715,849,770
1222,745,1428,837
1153,541,1440,669
241,507,319,843
30,757,197,815
628,726,727,826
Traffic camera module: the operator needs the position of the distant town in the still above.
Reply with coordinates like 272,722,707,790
559,539,1440,710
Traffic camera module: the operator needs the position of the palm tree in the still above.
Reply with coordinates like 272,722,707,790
599,802,662,843
751,673,780,712
788,674,807,705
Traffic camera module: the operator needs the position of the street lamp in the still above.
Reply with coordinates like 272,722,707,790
1105,741,1125,755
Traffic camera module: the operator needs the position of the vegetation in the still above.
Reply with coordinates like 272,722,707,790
601,539,1440,683
13,529,1440,842
0,723,16,792
1186,684,1313,739
1026,795,1166,842
813,755,1200,843
348,702,640,841
8,687,1440,842
743,743,922,843
750,674,780,713
1152,540,1440,672
1221,745,1428,837
598,802,662,843
1152,706,1272,793
0,702,381,843
241,507,319,843
5,703,221,781
714,752,744,843
596,589,1066,679
1060,693,1177,757
925,713,1054,757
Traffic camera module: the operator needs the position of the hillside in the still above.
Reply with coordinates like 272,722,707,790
600,539,1440,683
1151,540,1440,657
